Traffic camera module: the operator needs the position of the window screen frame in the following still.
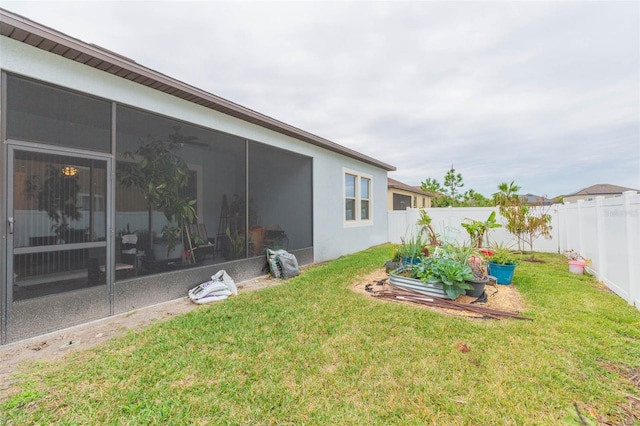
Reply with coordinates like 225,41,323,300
343,168,373,227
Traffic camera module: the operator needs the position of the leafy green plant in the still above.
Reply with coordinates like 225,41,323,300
488,242,519,265
412,257,473,299
437,243,474,265
494,181,552,260
417,208,440,246
460,211,501,248
225,226,246,260
118,127,196,254
398,231,426,263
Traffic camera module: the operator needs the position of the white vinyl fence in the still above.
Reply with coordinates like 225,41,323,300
388,206,559,252
556,191,639,310
388,191,640,310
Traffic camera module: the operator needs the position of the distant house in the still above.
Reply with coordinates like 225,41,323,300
520,193,553,206
563,184,640,203
387,178,432,210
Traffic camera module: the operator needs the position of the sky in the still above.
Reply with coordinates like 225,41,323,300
3,0,639,198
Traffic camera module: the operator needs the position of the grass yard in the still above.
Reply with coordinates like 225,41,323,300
2,245,639,425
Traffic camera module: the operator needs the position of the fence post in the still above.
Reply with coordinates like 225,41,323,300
623,191,639,307
594,196,606,280
558,203,568,253
576,199,585,258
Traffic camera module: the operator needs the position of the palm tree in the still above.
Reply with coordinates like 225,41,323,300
493,181,521,206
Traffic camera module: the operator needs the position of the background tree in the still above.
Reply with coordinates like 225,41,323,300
494,181,552,259
421,177,455,206
443,165,464,201
420,177,444,194
493,181,521,206
462,189,492,207
422,167,495,207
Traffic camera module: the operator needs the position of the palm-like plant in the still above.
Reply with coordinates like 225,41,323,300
493,181,521,206
461,211,502,248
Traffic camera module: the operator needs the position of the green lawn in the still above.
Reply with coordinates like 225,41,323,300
2,245,639,425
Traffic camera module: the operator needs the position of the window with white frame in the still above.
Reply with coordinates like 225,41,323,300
344,169,372,225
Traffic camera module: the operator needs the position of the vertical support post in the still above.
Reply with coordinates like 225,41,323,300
594,196,606,280
108,102,117,316
1,71,8,344
576,199,585,258
623,191,639,307
558,203,567,254
245,139,249,259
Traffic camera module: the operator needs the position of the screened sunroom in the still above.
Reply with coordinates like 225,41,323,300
0,9,393,343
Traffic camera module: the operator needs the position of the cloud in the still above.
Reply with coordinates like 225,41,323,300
4,0,639,198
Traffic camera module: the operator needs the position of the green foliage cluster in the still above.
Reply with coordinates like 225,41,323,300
421,166,492,207
494,181,553,259
118,127,196,254
487,243,519,265
397,232,426,261
412,257,474,299
461,211,501,247
416,208,440,246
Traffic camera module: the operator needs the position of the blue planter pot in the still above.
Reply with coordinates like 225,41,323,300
401,257,421,266
488,262,516,285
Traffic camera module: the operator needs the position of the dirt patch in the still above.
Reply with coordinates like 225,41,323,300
352,268,526,318
0,274,279,399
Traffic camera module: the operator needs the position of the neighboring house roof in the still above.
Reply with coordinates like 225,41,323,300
565,184,639,197
387,178,433,197
0,8,395,172
520,193,552,205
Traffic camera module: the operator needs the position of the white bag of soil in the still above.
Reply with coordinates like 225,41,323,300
188,270,237,304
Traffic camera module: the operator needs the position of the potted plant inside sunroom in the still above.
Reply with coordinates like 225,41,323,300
118,127,196,262
486,243,519,285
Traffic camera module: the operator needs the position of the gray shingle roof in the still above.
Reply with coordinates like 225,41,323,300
566,184,639,196
388,178,434,196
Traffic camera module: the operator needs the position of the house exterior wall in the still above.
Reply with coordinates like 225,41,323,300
313,154,389,262
563,193,632,203
387,189,431,210
0,37,390,342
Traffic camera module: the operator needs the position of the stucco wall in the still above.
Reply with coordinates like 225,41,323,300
313,154,389,262
387,189,431,210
